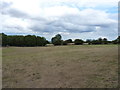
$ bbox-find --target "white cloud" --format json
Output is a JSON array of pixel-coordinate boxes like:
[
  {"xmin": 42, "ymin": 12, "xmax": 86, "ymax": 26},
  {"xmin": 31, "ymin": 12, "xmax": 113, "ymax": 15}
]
[
  {"xmin": 43, "ymin": 6, "xmax": 80, "ymax": 17},
  {"xmin": 0, "ymin": 0, "xmax": 118, "ymax": 40}
]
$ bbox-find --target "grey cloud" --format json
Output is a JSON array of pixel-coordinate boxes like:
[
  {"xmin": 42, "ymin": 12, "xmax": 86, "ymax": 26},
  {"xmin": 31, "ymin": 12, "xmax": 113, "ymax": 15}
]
[
  {"xmin": 30, "ymin": 23, "xmax": 64, "ymax": 33},
  {"xmin": 2, "ymin": 8, "xmax": 117, "ymax": 36},
  {"xmin": 60, "ymin": 14, "xmax": 117, "ymax": 29},
  {"xmin": 2, "ymin": 8, "xmax": 29, "ymax": 18},
  {"xmin": 1, "ymin": 1, "xmax": 30, "ymax": 18},
  {"xmin": 30, "ymin": 13, "xmax": 117, "ymax": 34},
  {"xmin": 30, "ymin": 22, "xmax": 95, "ymax": 34},
  {"xmin": 1, "ymin": 1, "xmax": 116, "ymax": 34}
]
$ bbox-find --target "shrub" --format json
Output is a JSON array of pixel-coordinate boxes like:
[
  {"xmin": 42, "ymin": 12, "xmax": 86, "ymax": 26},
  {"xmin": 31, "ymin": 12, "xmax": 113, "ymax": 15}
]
[
  {"xmin": 74, "ymin": 39, "xmax": 84, "ymax": 45},
  {"xmin": 66, "ymin": 39, "xmax": 73, "ymax": 43}
]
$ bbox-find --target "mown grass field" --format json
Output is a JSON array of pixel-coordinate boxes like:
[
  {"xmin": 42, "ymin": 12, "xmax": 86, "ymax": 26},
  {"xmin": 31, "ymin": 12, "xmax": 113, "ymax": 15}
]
[{"xmin": 2, "ymin": 45, "xmax": 118, "ymax": 88}]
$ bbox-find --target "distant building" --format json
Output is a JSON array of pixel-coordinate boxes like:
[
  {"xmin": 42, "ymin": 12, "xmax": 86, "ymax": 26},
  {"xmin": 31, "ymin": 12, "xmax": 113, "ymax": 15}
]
[
  {"xmin": 46, "ymin": 44, "xmax": 54, "ymax": 46},
  {"xmin": 83, "ymin": 43, "xmax": 89, "ymax": 45},
  {"xmin": 67, "ymin": 43, "xmax": 74, "ymax": 45}
]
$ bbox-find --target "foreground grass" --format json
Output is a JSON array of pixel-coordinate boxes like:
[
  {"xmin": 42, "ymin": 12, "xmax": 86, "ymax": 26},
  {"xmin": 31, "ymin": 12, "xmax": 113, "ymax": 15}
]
[{"xmin": 2, "ymin": 45, "xmax": 118, "ymax": 88}]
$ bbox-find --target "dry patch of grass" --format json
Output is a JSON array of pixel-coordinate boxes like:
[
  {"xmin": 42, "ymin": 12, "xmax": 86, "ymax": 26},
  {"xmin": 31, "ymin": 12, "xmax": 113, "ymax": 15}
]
[{"xmin": 2, "ymin": 45, "xmax": 118, "ymax": 88}]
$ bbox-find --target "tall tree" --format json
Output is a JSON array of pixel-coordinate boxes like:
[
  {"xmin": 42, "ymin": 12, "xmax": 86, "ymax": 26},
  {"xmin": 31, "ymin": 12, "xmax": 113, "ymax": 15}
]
[{"xmin": 51, "ymin": 34, "xmax": 62, "ymax": 45}]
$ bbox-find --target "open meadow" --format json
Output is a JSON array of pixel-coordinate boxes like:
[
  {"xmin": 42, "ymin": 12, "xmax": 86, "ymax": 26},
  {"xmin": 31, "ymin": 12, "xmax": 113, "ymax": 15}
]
[{"xmin": 2, "ymin": 45, "xmax": 118, "ymax": 88}]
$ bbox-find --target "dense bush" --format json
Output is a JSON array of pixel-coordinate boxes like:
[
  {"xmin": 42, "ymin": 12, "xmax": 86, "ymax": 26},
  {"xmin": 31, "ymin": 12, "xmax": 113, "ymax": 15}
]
[
  {"xmin": 74, "ymin": 39, "xmax": 84, "ymax": 45},
  {"xmin": 66, "ymin": 39, "xmax": 73, "ymax": 43}
]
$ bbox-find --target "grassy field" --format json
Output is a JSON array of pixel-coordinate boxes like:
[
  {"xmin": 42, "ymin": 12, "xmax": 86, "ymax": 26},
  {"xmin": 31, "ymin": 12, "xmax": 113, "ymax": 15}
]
[{"xmin": 2, "ymin": 45, "xmax": 118, "ymax": 88}]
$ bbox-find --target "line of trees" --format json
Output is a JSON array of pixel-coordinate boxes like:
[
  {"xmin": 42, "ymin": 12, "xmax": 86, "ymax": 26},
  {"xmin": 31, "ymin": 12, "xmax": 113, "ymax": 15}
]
[
  {"xmin": 51, "ymin": 34, "xmax": 120, "ymax": 46},
  {"xmin": 1, "ymin": 33, "xmax": 48, "ymax": 46},
  {"xmin": 1, "ymin": 33, "xmax": 120, "ymax": 47}
]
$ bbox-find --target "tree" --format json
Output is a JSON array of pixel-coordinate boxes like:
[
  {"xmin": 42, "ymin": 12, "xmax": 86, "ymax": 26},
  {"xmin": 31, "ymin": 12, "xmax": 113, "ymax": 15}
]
[
  {"xmin": 46, "ymin": 40, "xmax": 50, "ymax": 44},
  {"xmin": 36, "ymin": 36, "xmax": 43, "ymax": 46},
  {"xmin": 17, "ymin": 36, "xmax": 25, "ymax": 46},
  {"xmin": 91, "ymin": 39, "xmax": 97, "ymax": 44},
  {"xmin": 56, "ymin": 34, "xmax": 62, "ymax": 40},
  {"xmin": 62, "ymin": 40, "xmax": 68, "ymax": 45},
  {"xmin": 91, "ymin": 38, "xmax": 103, "ymax": 45},
  {"xmin": 1, "ymin": 33, "xmax": 7, "ymax": 46},
  {"xmin": 74, "ymin": 39, "xmax": 84, "ymax": 45},
  {"xmin": 112, "ymin": 36, "xmax": 120, "ymax": 44},
  {"xmin": 66, "ymin": 39, "xmax": 73, "ymax": 43},
  {"xmin": 117, "ymin": 36, "xmax": 120, "ymax": 44},
  {"xmin": 24, "ymin": 35, "xmax": 36, "ymax": 46},
  {"xmin": 98, "ymin": 38, "xmax": 103, "ymax": 44},
  {"xmin": 1, "ymin": 33, "xmax": 47, "ymax": 47},
  {"xmin": 0, "ymin": 33, "xmax": 2, "ymax": 46},
  {"xmin": 38, "ymin": 37, "xmax": 47, "ymax": 46},
  {"xmin": 51, "ymin": 34, "xmax": 62, "ymax": 45},
  {"xmin": 7, "ymin": 35, "xmax": 25, "ymax": 46},
  {"xmin": 7, "ymin": 36, "xmax": 13, "ymax": 46},
  {"xmin": 91, "ymin": 39, "xmax": 100, "ymax": 45},
  {"xmin": 86, "ymin": 39, "xmax": 92, "ymax": 45},
  {"xmin": 103, "ymin": 38, "xmax": 108, "ymax": 44},
  {"xmin": 112, "ymin": 39, "xmax": 117, "ymax": 44}
]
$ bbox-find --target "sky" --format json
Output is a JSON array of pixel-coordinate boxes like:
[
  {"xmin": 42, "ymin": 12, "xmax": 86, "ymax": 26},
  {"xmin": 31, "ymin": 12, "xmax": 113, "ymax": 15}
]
[{"xmin": 0, "ymin": 0, "xmax": 119, "ymax": 41}]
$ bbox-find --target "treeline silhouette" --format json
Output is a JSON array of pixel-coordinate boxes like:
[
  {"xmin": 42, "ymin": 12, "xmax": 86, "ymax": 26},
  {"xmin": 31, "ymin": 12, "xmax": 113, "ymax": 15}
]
[
  {"xmin": 1, "ymin": 33, "xmax": 48, "ymax": 47},
  {"xmin": 1, "ymin": 33, "xmax": 120, "ymax": 47},
  {"xmin": 51, "ymin": 34, "xmax": 120, "ymax": 45}
]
